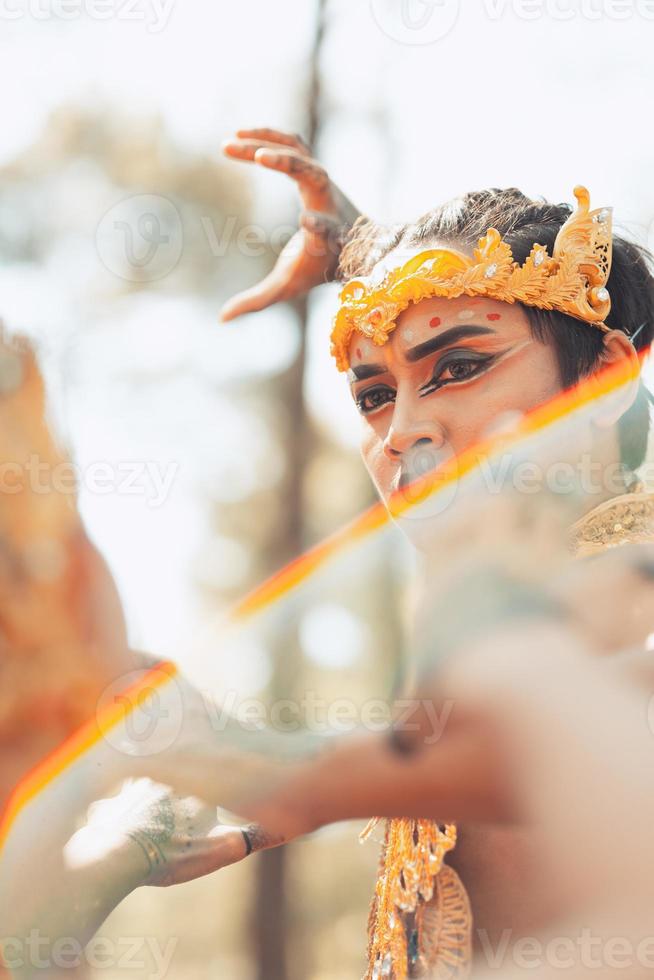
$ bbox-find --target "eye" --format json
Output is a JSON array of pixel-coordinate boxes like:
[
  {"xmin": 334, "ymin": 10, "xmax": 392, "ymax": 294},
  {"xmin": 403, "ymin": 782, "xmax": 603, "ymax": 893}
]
[
  {"xmin": 421, "ymin": 351, "xmax": 494, "ymax": 394},
  {"xmin": 445, "ymin": 359, "xmax": 482, "ymax": 381},
  {"xmin": 355, "ymin": 385, "xmax": 396, "ymax": 415}
]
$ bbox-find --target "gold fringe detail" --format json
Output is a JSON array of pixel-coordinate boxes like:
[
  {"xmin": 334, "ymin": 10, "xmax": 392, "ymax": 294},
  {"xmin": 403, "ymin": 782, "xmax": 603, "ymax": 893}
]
[{"xmin": 363, "ymin": 819, "xmax": 458, "ymax": 980}]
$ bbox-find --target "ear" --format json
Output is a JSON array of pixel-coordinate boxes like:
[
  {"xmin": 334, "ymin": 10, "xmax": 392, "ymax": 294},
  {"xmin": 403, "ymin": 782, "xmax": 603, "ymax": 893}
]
[{"xmin": 590, "ymin": 329, "xmax": 640, "ymax": 428}]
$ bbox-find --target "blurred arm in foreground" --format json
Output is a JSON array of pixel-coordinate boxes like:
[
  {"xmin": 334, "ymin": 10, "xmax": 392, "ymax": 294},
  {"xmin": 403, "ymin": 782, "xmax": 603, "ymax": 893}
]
[
  {"xmin": 230, "ymin": 541, "xmax": 654, "ymax": 977},
  {"xmin": 0, "ymin": 330, "xmax": 291, "ymax": 967}
]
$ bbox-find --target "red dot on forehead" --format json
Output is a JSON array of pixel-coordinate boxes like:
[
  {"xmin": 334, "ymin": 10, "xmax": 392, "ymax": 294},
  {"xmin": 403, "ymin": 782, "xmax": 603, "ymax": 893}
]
[
  {"xmin": 429, "ymin": 317, "xmax": 441, "ymax": 328},
  {"xmin": 355, "ymin": 347, "xmax": 362, "ymax": 359},
  {"xmin": 486, "ymin": 313, "xmax": 501, "ymax": 321}
]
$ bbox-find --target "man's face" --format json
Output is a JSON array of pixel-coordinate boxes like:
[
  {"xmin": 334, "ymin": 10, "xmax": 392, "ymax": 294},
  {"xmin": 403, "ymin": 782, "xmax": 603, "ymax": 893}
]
[{"xmin": 347, "ymin": 291, "xmax": 563, "ymax": 511}]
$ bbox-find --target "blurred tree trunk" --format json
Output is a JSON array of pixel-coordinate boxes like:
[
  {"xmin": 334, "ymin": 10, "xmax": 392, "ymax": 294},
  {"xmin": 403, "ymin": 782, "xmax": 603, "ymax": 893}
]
[
  {"xmin": 252, "ymin": 3, "xmax": 327, "ymax": 980},
  {"xmin": 251, "ymin": 340, "xmax": 307, "ymax": 980}
]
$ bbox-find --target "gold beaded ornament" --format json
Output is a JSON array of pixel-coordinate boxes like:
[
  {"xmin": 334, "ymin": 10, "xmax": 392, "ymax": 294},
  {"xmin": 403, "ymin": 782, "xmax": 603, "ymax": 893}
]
[
  {"xmin": 360, "ymin": 818, "xmax": 467, "ymax": 980},
  {"xmin": 330, "ymin": 186, "xmax": 613, "ymax": 372}
]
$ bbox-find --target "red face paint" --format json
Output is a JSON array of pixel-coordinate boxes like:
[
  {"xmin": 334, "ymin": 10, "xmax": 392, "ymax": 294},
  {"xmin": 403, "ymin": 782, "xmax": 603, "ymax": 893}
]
[
  {"xmin": 429, "ymin": 317, "xmax": 441, "ymax": 328},
  {"xmin": 486, "ymin": 313, "xmax": 501, "ymax": 321}
]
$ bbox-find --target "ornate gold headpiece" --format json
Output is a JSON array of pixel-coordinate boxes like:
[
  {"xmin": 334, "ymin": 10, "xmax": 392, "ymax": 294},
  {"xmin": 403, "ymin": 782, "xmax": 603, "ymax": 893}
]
[{"xmin": 330, "ymin": 186, "xmax": 613, "ymax": 371}]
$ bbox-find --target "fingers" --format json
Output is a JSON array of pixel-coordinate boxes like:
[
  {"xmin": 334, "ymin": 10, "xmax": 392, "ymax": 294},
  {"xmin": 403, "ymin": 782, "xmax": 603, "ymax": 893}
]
[
  {"xmin": 235, "ymin": 127, "xmax": 311, "ymax": 154},
  {"xmin": 239, "ymin": 822, "xmax": 287, "ymax": 853},
  {"xmin": 223, "ymin": 140, "xmax": 329, "ymax": 191},
  {"xmin": 222, "ymin": 126, "xmax": 311, "ymax": 166},
  {"xmin": 224, "ymin": 129, "xmax": 359, "ymax": 230},
  {"xmin": 219, "ymin": 269, "xmax": 289, "ymax": 323},
  {"xmin": 222, "ymin": 138, "xmax": 331, "ymax": 213},
  {"xmin": 222, "ymin": 137, "xmax": 294, "ymax": 163},
  {"xmin": 253, "ymin": 147, "xmax": 329, "ymax": 193},
  {"xmin": 218, "ymin": 217, "xmax": 340, "ymax": 323},
  {"xmin": 219, "ymin": 127, "xmax": 356, "ymax": 320}
]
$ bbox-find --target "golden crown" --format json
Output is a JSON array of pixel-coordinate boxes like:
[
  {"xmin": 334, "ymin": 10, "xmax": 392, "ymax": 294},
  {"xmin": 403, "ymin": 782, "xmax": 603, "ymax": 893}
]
[{"xmin": 330, "ymin": 186, "xmax": 613, "ymax": 371}]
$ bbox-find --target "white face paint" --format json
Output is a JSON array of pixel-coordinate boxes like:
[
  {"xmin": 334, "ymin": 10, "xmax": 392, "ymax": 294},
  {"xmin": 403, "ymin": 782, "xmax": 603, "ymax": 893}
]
[{"xmin": 457, "ymin": 309, "xmax": 476, "ymax": 320}]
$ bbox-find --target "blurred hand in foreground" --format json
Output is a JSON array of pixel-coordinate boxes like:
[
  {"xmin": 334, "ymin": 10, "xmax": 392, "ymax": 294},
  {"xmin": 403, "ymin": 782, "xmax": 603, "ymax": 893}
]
[{"xmin": 66, "ymin": 777, "xmax": 280, "ymax": 890}]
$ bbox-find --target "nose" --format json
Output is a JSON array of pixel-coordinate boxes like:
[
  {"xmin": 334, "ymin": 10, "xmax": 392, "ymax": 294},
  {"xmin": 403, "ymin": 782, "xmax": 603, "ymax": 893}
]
[{"xmin": 383, "ymin": 423, "xmax": 447, "ymax": 462}]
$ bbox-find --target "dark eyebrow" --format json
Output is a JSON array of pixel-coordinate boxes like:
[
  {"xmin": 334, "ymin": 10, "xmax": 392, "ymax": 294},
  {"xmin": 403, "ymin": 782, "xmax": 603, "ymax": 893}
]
[
  {"xmin": 348, "ymin": 362, "xmax": 387, "ymax": 382},
  {"xmin": 348, "ymin": 325, "xmax": 496, "ymax": 382},
  {"xmin": 406, "ymin": 325, "xmax": 496, "ymax": 363}
]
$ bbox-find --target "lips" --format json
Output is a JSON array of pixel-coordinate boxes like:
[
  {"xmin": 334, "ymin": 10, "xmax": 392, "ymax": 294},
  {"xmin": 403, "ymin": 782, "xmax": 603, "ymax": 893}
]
[
  {"xmin": 394, "ymin": 467, "xmax": 433, "ymax": 495},
  {"xmin": 393, "ymin": 447, "xmax": 453, "ymax": 496},
  {"xmin": 397, "ymin": 469, "xmax": 416, "ymax": 491}
]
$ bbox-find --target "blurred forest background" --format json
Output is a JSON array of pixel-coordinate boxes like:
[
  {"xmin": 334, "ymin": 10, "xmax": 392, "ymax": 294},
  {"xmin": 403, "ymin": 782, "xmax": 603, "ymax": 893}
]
[{"xmin": 1, "ymin": 0, "xmax": 654, "ymax": 976}]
